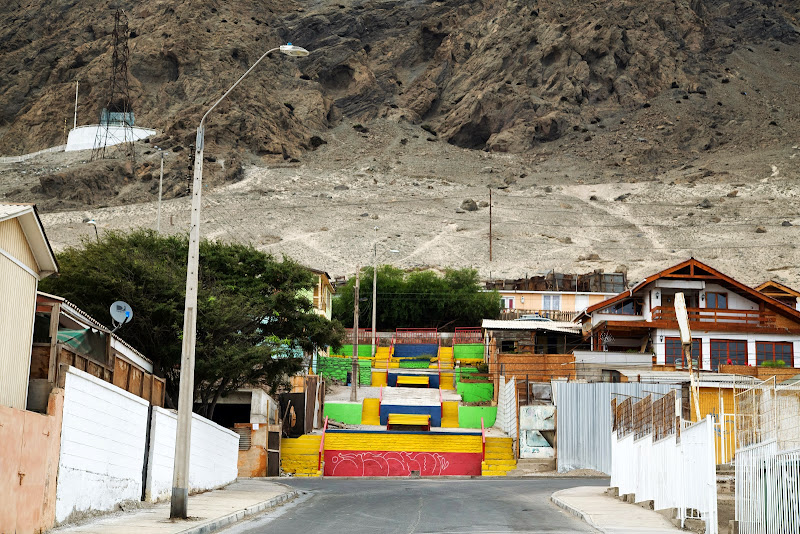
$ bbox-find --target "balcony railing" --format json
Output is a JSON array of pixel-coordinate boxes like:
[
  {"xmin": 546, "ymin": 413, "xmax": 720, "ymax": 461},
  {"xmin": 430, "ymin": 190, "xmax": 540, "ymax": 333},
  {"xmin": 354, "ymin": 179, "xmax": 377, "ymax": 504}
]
[
  {"xmin": 499, "ymin": 309, "xmax": 580, "ymax": 322},
  {"xmin": 651, "ymin": 306, "xmax": 776, "ymax": 328}
]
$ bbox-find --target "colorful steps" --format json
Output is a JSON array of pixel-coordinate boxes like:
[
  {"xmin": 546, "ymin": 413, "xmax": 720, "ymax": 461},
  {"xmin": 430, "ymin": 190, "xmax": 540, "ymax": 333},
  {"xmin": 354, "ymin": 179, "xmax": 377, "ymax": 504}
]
[
  {"xmin": 441, "ymin": 401, "xmax": 459, "ymax": 427},
  {"xmin": 281, "ymin": 434, "xmax": 322, "ymax": 477},
  {"xmin": 362, "ymin": 398, "xmax": 381, "ymax": 425},
  {"xmin": 482, "ymin": 436, "xmax": 516, "ymax": 476},
  {"xmin": 438, "ymin": 346, "xmax": 455, "ymax": 390}
]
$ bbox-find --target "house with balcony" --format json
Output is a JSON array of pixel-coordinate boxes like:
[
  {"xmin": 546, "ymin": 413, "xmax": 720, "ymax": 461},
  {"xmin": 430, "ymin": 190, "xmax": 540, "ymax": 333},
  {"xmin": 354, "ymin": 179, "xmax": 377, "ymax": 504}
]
[
  {"xmin": 756, "ymin": 280, "xmax": 800, "ymax": 311},
  {"xmin": 303, "ymin": 267, "xmax": 335, "ymax": 320},
  {"xmin": 485, "ymin": 270, "xmax": 624, "ymax": 322},
  {"xmin": 577, "ymin": 259, "xmax": 800, "ymax": 372}
]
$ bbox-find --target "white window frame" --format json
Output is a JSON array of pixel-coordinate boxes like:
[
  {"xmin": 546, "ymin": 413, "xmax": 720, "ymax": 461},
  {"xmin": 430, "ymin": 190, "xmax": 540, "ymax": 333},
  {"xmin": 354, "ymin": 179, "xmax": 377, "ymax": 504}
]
[{"xmin": 542, "ymin": 294, "xmax": 561, "ymax": 311}]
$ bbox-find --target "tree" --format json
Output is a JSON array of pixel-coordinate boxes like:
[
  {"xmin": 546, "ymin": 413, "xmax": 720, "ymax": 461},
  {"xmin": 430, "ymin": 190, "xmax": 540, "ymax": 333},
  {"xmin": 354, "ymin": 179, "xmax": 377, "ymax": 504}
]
[
  {"xmin": 332, "ymin": 266, "xmax": 500, "ymax": 330},
  {"xmin": 40, "ymin": 230, "xmax": 344, "ymax": 417}
]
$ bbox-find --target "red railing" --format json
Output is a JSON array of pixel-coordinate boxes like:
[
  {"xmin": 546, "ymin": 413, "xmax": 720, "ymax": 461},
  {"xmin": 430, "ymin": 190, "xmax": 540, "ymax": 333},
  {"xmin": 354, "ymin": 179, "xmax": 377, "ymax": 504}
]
[
  {"xmin": 394, "ymin": 328, "xmax": 439, "ymax": 344},
  {"xmin": 454, "ymin": 327, "xmax": 483, "ymax": 344},
  {"xmin": 318, "ymin": 416, "xmax": 329, "ymax": 471},
  {"xmin": 345, "ymin": 328, "xmax": 373, "ymax": 345},
  {"xmin": 480, "ymin": 417, "xmax": 486, "ymax": 461},
  {"xmin": 651, "ymin": 306, "xmax": 776, "ymax": 327}
]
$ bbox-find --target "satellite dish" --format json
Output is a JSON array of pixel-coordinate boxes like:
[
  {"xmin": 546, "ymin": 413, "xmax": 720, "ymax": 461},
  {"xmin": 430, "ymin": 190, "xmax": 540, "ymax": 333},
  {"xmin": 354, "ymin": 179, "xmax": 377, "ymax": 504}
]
[{"xmin": 110, "ymin": 301, "xmax": 133, "ymax": 332}]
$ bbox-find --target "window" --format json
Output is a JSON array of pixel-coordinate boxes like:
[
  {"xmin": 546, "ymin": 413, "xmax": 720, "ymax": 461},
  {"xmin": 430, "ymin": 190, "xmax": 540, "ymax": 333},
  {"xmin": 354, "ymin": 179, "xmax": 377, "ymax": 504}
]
[
  {"xmin": 711, "ymin": 340, "xmax": 747, "ymax": 367},
  {"xmin": 501, "ymin": 297, "xmax": 514, "ymax": 310},
  {"xmin": 706, "ymin": 292, "xmax": 728, "ymax": 310},
  {"xmin": 756, "ymin": 342, "xmax": 794, "ymax": 367},
  {"xmin": 542, "ymin": 295, "xmax": 561, "ymax": 311},
  {"xmin": 601, "ymin": 298, "xmax": 643, "ymax": 315},
  {"xmin": 665, "ymin": 337, "xmax": 702, "ymax": 366}
]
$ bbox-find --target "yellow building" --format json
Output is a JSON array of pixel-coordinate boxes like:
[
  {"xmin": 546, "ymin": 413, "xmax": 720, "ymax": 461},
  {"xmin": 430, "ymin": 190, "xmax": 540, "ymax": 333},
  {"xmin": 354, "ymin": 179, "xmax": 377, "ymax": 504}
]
[{"xmin": 0, "ymin": 203, "xmax": 58, "ymax": 409}]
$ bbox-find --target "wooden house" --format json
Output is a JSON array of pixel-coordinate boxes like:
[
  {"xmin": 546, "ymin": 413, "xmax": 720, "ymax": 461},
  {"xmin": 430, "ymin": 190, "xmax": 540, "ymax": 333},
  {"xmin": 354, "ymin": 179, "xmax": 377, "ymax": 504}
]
[
  {"xmin": 577, "ymin": 259, "xmax": 800, "ymax": 372},
  {"xmin": 756, "ymin": 280, "xmax": 800, "ymax": 311}
]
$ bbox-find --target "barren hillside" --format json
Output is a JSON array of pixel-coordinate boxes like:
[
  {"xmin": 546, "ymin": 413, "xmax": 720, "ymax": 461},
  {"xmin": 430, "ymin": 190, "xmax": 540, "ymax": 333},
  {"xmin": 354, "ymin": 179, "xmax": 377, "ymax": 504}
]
[{"xmin": 0, "ymin": 0, "xmax": 798, "ymax": 286}]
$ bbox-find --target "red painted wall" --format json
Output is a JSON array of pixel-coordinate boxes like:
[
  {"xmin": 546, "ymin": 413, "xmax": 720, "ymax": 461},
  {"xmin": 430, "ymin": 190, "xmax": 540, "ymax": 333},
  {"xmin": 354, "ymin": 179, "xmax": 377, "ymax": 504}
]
[{"xmin": 324, "ymin": 450, "xmax": 481, "ymax": 476}]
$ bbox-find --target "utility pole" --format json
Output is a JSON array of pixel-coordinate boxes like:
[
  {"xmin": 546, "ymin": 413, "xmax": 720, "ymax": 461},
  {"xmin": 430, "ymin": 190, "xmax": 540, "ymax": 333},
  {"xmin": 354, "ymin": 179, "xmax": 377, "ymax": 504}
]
[
  {"xmin": 156, "ymin": 148, "xmax": 164, "ymax": 233},
  {"xmin": 372, "ymin": 227, "xmax": 378, "ymax": 359},
  {"xmin": 351, "ymin": 269, "xmax": 360, "ymax": 402},
  {"xmin": 489, "ymin": 187, "xmax": 493, "ymax": 262},
  {"xmin": 675, "ymin": 292, "xmax": 701, "ymax": 421},
  {"xmin": 73, "ymin": 81, "xmax": 79, "ymax": 129}
]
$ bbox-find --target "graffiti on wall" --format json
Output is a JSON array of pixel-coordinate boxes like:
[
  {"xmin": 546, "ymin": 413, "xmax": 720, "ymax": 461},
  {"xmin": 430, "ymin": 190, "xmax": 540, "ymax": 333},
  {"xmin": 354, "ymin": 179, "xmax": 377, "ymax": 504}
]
[{"xmin": 324, "ymin": 450, "xmax": 481, "ymax": 476}]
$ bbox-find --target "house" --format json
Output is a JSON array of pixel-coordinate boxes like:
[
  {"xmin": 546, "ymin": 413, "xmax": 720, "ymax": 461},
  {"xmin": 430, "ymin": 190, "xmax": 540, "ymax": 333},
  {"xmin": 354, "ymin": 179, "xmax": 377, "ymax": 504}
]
[
  {"xmin": 30, "ymin": 292, "xmax": 166, "ymax": 411},
  {"xmin": 304, "ymin": 268, "xmax": 335, "ymax": 320},
  {"xmin": 0, "ymin": 203, "xmax": 58, "ymax": 410},
  {"xmin": 577, "ymin": 259, "xmax": 800, "ymax": 371},
  {"xmin": 756, "ymin": 280, "xmax": 800, "ymax": 311},
  {"xmin": 485, "ymin": 270, "xmax": 624, "ymax": 321},
  {"xmin": 482, "ymin": 318, "xmax": 586, "ymax": 400}
]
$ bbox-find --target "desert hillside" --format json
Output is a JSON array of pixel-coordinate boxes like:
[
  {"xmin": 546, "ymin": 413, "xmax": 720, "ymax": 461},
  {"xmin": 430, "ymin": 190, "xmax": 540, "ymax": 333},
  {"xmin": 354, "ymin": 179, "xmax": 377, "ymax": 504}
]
[{"xmin": 0, "ymin": 0, "xmax": 798, "ymax": 286}]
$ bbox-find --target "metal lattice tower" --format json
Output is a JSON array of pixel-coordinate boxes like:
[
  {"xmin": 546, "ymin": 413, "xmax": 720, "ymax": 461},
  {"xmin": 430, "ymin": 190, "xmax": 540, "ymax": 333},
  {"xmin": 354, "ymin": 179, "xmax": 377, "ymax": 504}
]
[{"xmin": 92, "ymin": 9, "xmax": 135, "ymax": 163}]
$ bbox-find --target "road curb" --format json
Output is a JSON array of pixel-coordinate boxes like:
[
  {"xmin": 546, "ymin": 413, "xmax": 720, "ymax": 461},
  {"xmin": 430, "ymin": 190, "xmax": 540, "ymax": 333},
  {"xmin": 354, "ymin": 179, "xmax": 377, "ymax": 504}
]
[
  {"xmin": 176, "ymin": 491, "xmax": 298, "ymax": 534},
  {"xmin": 550, "ymin": 491, "xmax": 603, "ymax": 533}
]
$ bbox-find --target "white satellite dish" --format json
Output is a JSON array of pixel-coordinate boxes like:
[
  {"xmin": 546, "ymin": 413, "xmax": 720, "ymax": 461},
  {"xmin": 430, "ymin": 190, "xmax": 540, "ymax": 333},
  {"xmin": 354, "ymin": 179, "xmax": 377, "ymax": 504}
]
[{"xmin": 110, "ymin": 301, "xmax": 133, "ymax": 332}]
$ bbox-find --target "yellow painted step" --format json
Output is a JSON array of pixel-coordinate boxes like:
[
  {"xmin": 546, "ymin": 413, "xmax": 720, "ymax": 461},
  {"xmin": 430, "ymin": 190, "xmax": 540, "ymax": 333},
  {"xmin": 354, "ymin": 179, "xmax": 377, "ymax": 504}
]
[
  {"xmin": 441, "ymin": 401, "xmax": 459, "ymax": 428},
  {"xmin": 440, "ymin": 372, "xmax": 455, "ymax": 390},
  {"xmin": 362, "ymin": 398, "xmax": 380, "ymax": 425},
  {"xmin": 371, "ymin": 370, "xmax": 388, "ymax": 387},
  {"xmin": 281, "ymin": 435, "xmax": 322, "ymax": 475}
]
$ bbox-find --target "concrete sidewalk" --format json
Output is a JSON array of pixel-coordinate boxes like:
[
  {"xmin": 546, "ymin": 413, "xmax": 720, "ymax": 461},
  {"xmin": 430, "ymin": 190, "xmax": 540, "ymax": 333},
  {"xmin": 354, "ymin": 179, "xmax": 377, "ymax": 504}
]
[
  {"xmin": 551, "ymin": 486, "xmax": 683, "ymax": 534},
  {"xmin": 52, "ymin": 479, "xmax": 298, "ymax": 534}
]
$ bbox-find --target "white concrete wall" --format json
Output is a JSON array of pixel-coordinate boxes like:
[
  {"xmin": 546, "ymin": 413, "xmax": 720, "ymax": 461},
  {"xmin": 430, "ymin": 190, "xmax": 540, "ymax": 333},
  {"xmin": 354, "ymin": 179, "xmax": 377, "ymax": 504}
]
[
  {"xmin": 65, "ymin": 125, "xmax": 156, "ymax": 152},
  {"xmin": 144, "ymin": 407, "xmax": 239, "ymax": 502},
  {"xmin": 55, "ymin": 367, "xmax": 149, "ymax": 524}
]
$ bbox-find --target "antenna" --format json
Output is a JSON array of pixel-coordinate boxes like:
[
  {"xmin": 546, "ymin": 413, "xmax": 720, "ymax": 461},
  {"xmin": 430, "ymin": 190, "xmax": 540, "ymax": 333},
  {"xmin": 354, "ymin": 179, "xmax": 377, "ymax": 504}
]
[
  {"xmin": 110, "ymin": 300, "xmax": 133, "ymax": 332},
  {"xmin": 92, "ymin": 9, "xmax": 135, "ymax": 164}
]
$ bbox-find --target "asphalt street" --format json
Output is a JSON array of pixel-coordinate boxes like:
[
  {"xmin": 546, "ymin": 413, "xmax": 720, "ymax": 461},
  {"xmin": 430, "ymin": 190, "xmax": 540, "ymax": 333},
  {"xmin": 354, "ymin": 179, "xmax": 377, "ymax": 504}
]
[{"xmin": 220, "ymin": 478, "xmax": 606, "ymax": 534}]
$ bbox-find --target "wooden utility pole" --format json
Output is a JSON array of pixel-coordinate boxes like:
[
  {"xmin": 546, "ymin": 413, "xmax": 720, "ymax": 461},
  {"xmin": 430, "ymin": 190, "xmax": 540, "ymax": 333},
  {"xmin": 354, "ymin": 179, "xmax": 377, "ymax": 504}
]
[
  {"xmin": 351, "ymin": 269, "xmax": 360, "ymax": 402},
  {"xmin": 675, "ymin": 292, "xmax": 701, "ymax": 421},
  {"xmin": 489, "ymin": 187, "xmax": 493, "ymax": 262}
]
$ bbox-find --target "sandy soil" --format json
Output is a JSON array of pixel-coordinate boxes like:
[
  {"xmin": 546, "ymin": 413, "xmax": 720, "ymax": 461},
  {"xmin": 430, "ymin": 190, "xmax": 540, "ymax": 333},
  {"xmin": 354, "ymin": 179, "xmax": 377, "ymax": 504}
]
[{"xmin": 7, "ymin": 114, "xmax": 797, "ymax": 290}]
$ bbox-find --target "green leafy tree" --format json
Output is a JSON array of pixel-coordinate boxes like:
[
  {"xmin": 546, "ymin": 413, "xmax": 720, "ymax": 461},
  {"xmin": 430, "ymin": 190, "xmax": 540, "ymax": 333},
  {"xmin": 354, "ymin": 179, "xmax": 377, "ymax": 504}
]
[
  {"xmin": 40, "ymin": 230, "xmax": 343, "ymax": 417},
  {"xmin": 332, "ymin": 266, "xmax": 500, "ymax": 330}
]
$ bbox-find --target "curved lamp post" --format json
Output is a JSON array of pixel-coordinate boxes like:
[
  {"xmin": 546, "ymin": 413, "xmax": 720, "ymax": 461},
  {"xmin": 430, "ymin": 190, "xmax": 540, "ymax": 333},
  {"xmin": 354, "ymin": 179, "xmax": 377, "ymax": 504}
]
[{"xmin": 171, "ymin": 43, "xmax": 309, "ymax": 520}]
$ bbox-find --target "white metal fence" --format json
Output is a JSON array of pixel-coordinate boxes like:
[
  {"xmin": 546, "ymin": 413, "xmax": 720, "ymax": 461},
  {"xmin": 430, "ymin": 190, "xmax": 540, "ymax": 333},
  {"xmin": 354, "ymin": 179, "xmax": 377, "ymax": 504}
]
[
  {"xmin": 611, "ymin": 406, "xmax": 718, "ymax": 534},
  {"xmin": 735, "ymin": 379, "xmax": 800, "ymax": 533}
]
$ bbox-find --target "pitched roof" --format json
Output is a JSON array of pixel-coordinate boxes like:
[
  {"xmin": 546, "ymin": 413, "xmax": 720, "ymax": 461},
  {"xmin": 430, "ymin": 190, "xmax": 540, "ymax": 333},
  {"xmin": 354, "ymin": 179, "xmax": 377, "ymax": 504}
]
[
  {"xmin": 0, "ymin": 203, "xmax": 58, "ymax": 277},
  {"xmin": 583, "ymin": 258, "xmax": 800, "ymax": 321},
  {"xmin": 756, "ymin": 280, "xmax": 800, "ymax": 299}
]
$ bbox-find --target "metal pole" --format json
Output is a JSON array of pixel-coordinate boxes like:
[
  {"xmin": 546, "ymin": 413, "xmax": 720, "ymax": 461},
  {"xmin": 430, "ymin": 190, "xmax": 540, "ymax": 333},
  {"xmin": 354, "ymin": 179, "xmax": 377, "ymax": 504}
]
[
  {"xmin": 351, "ymin": 269, "xmax": 360, "ymax": 402},
  {"xmin": 169, "ymin": 44, "xmax": 304, "ymax": 520},
  {"xmin": 372, "ymin": 229, "xmax": 377, "ymax": 359},
  {"xmin": 157, "ymin": 150, "xmax": 164, "ymax": 233},
  {"xmin": 489, "ymin": 187, "xmax": 493, "ymax": 262},
  {"xmin": 74, "ymin": 81, "xmax": 78, "ymax": 129},
  {"xmin": 170, "ymin": 124, "xmax": 203, "ymax": 519}
]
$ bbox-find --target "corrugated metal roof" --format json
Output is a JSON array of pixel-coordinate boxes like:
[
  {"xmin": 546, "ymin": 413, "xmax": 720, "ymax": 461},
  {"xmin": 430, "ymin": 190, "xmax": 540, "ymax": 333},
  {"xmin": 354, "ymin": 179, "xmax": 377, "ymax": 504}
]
[
  {"xmin": 482, "ymin": 319, "xmax": 580, "ymax": 335},
  {"xmin": 0, "ymin": 203, "xmax": 32, "ymax": 223}
]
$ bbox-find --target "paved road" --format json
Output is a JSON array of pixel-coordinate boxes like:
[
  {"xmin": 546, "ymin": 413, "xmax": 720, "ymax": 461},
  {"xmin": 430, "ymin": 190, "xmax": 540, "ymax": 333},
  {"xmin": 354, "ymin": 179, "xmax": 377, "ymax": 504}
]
[{"xmin": 221, "ymin": 478, "xmax": 606, "ymax": 534}]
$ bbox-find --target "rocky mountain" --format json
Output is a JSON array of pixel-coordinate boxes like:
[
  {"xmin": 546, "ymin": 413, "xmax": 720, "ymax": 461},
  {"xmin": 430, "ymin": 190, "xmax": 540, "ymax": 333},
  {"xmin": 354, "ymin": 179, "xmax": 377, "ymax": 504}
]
[{"xmin": 0, "ymin": 0, "xmax": 798, "ymax": 285}]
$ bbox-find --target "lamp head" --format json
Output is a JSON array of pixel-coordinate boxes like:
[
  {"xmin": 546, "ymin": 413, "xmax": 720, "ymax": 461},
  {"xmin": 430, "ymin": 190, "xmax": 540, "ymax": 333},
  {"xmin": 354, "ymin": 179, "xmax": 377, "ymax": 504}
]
[
  {"xmin": 87, "ymin": 219, "xmax": 97, "ymax": 227},
  {"xmin": 280, "ymin": 43, "xmax": 310, "ymax": 57}
]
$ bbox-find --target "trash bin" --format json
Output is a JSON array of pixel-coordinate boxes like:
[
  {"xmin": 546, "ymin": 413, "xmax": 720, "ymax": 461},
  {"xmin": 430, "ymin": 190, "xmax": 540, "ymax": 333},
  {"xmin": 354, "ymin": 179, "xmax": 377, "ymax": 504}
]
[{"xmin": 346, "ymin": 371, "xmax": 352, "ymax": 385}]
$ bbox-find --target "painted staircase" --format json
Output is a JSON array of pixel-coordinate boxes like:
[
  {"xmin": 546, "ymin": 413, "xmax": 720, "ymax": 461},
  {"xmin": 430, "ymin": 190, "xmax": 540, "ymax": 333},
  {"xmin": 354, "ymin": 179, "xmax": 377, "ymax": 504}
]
[
  {"xmin": 371, "ymin": 346, "xmax": 396, "ymax": 386},
  {"xmin": 441, "ymin": 400, "xmax": 459, "ymax": 427},
  {"xmin": 482, "ymin": 436, "xmax": 516, "ymax": 476},
  {"xmin": 362, "ymin": 397, "xmax": 381, "ymax": 425},
  {"xmin": 281, "ymin": 434, "xmax": 322, "ymax": 477},
  {"xmin": 438, "ymin": 346, "xmax": 455, "ymax": 389}
]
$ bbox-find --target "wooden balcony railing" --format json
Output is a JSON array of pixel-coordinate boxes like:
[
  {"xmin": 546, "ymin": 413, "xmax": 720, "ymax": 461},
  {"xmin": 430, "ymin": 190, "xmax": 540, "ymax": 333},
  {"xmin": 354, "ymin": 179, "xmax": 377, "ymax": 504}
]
[{"xmin": 651, "ymin": 306, "xmax": 776, "ymax": 328}]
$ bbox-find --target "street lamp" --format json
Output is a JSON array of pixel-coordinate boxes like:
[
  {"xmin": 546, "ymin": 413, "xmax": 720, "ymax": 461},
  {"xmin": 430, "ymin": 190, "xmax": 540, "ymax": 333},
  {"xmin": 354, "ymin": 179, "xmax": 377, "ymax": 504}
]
[
  {"xmin": 87, "ymin": 219, "xmax": 99, "ymax": 242},
  {"xmin": 170, "ymin": 42, "xmax": 309, "ymax": 520},
  {"xmin": 371, "ymin": 226, "xmax": 399, "ymax": 359},
  {"xmin": 154, "ymin": 146, "xmax": 164, "ymax": 233}
]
